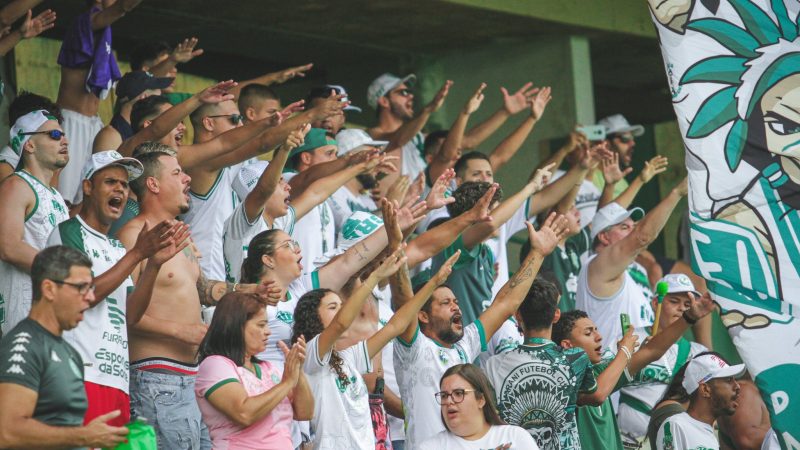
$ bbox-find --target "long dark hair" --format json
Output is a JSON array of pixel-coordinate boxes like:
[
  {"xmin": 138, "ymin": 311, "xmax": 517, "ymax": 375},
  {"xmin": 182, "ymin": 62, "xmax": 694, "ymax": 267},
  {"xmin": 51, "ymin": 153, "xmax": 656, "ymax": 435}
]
[
  {"xmin": 292, "ymin": 289, "xmax": 351, "ymax": 389},
  {"xmin": 657, "ymin": 359, "xmax": 691, "ymax": 405},
  {"xmin": 198, "ymin": 292, "xmax": 265, "ymax": 366},
  {"xmin": 440, "ymin": 364, "xmax": 505, "ymax": 431},
  {"xmin": 241, "ymin": 229, "xmax": 281, "ymax": 283}
]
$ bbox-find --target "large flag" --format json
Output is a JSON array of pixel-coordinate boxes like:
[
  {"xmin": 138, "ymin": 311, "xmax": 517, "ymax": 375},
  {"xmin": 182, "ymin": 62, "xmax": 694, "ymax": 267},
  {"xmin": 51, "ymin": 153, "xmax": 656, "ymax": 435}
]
[{"xmin": 648, "ymin": 0, "xmax": 800, "ymax": 446}]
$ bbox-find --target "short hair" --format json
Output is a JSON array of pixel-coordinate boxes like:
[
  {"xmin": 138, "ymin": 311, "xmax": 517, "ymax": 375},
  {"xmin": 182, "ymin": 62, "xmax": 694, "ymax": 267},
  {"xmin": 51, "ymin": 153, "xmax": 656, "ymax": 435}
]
[
  {"xmin": 129, "ymin": 41, "xmax": 171, "ymax": 71},
  {"xmin": 423, "ymin": 129, "xmax": 448, "ymax": 158},
  {"xmin": 189, "ymin": 102, "xmax": 223, "ymax": 132},
  {"xmin": 414, "ymin": 282, "xmax": 453, "ymax": 315},
  {"xmin": 132, "ymin": 141, "xmax": 176, "ymax": 159},
  {"xmin": 31, "ymin": 246, "xmax": 92, "ymax": 301},
  {"xmin": 517, "ymin": 277, "xmax": 560, "ymax": 331},
  {"xmin": 304, "ymin": 85, "xmax": 340, "ymax": 107},
  {"xmin": 454, "ymin": 151, "xmax": 491, "ymax": 178},
  {"xmin": 551, "ymin": 310, "xmax": 589, "ymax": 345},
  {"xmin": 446, "ymin": 181, "xmax": 502, "ymax": 218},
  {"xmin": 9, "ymin": 92, "xmax": 63, "ymax": 126},
  {"xmin": 198, "ymin": 292, "xmax": 266, "ymax": 366},
  {"xmin": 439, "ymin": 364, "xmax": 505, "ymax": 430},
  {"xmin": 131, "ymin": 95, "xmax": 171, "ymax": 132},
  {"xmin": 239, "ymin": 84, "xmax": 280, "ymax": 113},
  {"xmin": 130, "ymin": 150, "xmax": 171, "ymax": 198}
]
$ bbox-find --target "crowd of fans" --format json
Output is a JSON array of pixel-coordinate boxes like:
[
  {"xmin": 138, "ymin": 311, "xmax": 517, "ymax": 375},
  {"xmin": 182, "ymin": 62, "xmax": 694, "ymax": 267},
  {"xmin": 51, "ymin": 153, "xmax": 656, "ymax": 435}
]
[{"xmin": 0, "ymin": 1, "xmax": 783, "ymax": 449}]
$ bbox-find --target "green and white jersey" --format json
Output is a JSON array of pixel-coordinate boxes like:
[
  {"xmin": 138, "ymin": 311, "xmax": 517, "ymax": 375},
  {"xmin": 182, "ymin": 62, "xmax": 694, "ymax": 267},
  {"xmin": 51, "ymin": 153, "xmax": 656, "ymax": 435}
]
[
  {"xmin": 0, "ymin": 319, "xmax": 87, "ymax": 431},
  {"xmin": 283, "ymin": 171, "xmax": 335, "ymax": 274},
  {"xmin": 431, "ymin": 234, "xmax": 495, "ymax": 326},
  {"xmin": 393, "ymin": 320, "xmax": 487, "ymax": 448},
  {"xmin": 222, "ymin": 202, "xmax": 296, "ymax": 283},
  {"xmin": 401, "ymin": 132, "xmax": 427, "ymax": 180},
  {"xmin": 656, "ymin": 412, "xmax": 718, "ymax": 450},
  {"xmin": 0, "ymin": 170, "xmax": 68, "ymax": 334},
  {"xmin": 327, "ymin": 186, "xmax": 376, "ymax": 233},
  {"xmin": 47, "ymin": 215, "xmax": 133, "ymax": 393},
  {"xmin": 541, "ymin": 226, "xmax": 591, "ymax": 312},
  {"xmin": 0, "ymin": 144, "xmax": 19, "ymax": 169},
  {"xmin": 617, "ymin": 327, "xmax": 706, "ymax": 441},
  {"xmin": 576, "ymin": 350, "xmax": 634, "ymax": 450},
  {"xmin": 484, "ymin": 339, "xmax": 597, "ymax": 450}
]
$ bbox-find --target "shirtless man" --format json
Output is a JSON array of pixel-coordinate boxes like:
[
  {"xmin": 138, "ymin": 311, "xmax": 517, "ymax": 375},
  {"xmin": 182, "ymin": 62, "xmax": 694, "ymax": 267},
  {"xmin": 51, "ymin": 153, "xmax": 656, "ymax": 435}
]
[{"xmin": 117, "ymin": 146, "xmax": 278, "ymax": 449}]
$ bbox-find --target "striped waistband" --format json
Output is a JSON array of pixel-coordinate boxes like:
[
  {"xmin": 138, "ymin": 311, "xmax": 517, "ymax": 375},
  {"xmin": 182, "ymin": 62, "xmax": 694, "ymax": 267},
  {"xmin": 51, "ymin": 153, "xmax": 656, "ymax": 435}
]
[{"xmin": 131, "ymin": 357, "xmax": 198, "ymax": 376}]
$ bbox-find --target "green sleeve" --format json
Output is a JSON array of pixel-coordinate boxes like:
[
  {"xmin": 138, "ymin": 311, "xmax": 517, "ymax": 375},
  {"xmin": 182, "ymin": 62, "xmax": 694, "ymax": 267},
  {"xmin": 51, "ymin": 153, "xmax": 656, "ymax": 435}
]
[{"xmin": 445, "ymin": 234, "xmax": 481, "ymax": 270}]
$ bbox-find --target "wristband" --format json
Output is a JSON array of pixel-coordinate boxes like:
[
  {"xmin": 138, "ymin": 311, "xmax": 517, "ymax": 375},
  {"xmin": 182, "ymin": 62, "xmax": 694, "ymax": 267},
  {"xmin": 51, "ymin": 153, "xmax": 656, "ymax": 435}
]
[
  {"xmin": 683, "ymin": 311, "xmax": 698, "ymax": 325},
  {"xmin": 233, "ymin": 283, "xmax": 240, "ymax": 292},
  {"xmin": 620, "ymin": 346, "xmax": 632, "ymax": 362}
]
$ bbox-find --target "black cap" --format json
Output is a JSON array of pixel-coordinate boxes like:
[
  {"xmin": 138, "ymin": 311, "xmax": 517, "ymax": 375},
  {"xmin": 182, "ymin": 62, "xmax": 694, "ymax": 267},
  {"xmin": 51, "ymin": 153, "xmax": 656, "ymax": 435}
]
[{"xmin": 116, "ymin": 71, "xmax": 173, "ymax": 103}]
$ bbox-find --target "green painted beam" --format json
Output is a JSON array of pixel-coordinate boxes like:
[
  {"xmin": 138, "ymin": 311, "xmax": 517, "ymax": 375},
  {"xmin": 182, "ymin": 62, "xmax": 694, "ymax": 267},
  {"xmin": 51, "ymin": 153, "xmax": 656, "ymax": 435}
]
[{"xmin": 441, "ymin": 0, "xmax": 657, "ymax": 38}]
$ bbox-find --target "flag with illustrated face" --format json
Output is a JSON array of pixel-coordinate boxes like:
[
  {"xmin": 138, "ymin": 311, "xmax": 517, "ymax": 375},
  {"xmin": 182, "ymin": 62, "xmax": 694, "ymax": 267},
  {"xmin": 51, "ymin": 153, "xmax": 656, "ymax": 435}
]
[{"xmin": 649, "ymin": 0, "xmax": 800, "ymax": 446}]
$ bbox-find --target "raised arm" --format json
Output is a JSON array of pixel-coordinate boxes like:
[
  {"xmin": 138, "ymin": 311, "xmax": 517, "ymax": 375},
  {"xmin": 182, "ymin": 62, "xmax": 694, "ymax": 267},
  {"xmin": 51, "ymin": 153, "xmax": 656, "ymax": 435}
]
[
  {"xmin": 428, "ymin": 83, "xmax": 485, "ymax": 182},
  {"xmin": 600, "ymin": 155, "xmax": 669, "ymax": 209},
  {"xmin": 0, "ymin": 0, "xmax": 43, "ymax": 28},
  {"xmin": 230, "ymin": 63, "xmax": 313, "ymax": 99},
  {"xmin": 588, "ymin": 178, "xmax": 688, "ymax": 296},
  {"xmin": 90, "ymin": 0, "xmax": 141, "ymax": 30},
  {"xmin": 383, "ymin": 80, "xmax": 452, "ymax": 153},
  {"xmin": 0, "ymin": 8, "xmax": 55, "ymax": 56},
  {"xmin": 149, "ymin": 37, "xmax": 204, "ymax": 77},
  {"xmin": 371, "ymin": 251, "xmax": 460, "ymax": 357},
  {"xmin": 578, "ymin": 327, "xmax": 639, "ymax": 406},
  {"xmin": 488, "ymin": 87, "xmax": 551, "ymax": 171},
  {"xmin": 478, "ymin": 214, "xmax": 567, "ymax": 337},
  {"xmin": 461, "ymin": 82, "xmax": 539, "ymax": 149}
]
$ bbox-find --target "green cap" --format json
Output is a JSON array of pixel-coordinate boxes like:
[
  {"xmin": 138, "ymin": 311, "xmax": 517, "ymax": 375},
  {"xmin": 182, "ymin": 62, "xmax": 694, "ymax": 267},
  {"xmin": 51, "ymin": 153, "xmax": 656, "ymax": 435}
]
[{"xmin": 287, "ymin": 128, "xmax": 337, "ymax": 168}]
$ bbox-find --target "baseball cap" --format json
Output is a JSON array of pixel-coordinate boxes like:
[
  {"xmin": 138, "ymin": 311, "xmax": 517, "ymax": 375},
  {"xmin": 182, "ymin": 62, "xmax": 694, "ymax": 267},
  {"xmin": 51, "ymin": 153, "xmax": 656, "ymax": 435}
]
[
  {"xmin": 682, "ymin": 353, "xmax": 746, "ymax": 394},
  {"xmin": 116, "ymin": 71, "xmax": 173, "ymax": 103},
  {"xmin": 597, "ymin": 114, "xmax": 644, "ymax": 137},
  {"xmin": 307, "ymin": 85, "xmax": 362, "ymax": 113},
  {"xmin": 590, "ymin": 202, "xmax": 644, "ymax": 241},
  {"xmin": 286, "ymin": 128, "xmax": 337, "ymax": 168},
  {"xmin": 82, "ymin": 150, "xmax": 143, "ymax": 181},
  {"xmin": 9, "ymin": 110, "xmax": 58, "ymax": 155},
  {"xmin": 232, "ymin": 160, "xmax": 269, "ymax": 201},
  {"xmin": 313, "ymin": 212, "xmax": 384, "ymax": 268},
  {"xmin": 367, "ymin": 73, "xmax": 416, "ymax": 109},
  {"xmin": 656, "ymin": 273, "xmax": 701, "ymax": 298},
  {"xmin": 335, "ymin": 129, "xmax": 388, "ymax": 156}
]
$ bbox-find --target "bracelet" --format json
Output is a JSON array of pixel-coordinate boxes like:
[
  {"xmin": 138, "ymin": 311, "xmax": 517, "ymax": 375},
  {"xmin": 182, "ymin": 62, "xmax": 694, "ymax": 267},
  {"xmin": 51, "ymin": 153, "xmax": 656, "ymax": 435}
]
[
  {"xmin": 233, "ymin": 283, "xmax": 240, "ymax": 293},
  {"xmin": 683, "ymin": 311, "xmax": 698, "ymax": 325},
  {"xmin": 620, "ymin": 346, "xmax": 632, "ymax": 362}
]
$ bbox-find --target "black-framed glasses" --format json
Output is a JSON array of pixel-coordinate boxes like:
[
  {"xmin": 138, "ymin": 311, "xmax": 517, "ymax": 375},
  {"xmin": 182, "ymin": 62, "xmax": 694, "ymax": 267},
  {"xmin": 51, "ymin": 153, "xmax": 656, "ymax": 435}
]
[
  {"xmin": 21, "ymin": 129, "xmax": 65, "ymax": 140},
  {"xmin": 51, "ymin": 279, "xmax": 95, "ymax": 295},
  {"xmin": 434, "ymin": 388, "xmax": 477, "ymax": 405},
  {"xmin": 390, "ymin": 88, "xmax": 412, "ymax": 98},
  {"xmin": 207, "ymin": 114, "xmax": 243, "ymax": 125}
]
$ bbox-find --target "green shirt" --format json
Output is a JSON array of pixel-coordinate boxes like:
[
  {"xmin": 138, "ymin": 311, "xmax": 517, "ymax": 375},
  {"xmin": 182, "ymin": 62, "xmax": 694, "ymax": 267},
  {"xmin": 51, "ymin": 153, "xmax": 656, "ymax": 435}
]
[
  {"xmin": 431, "ymin": 234, "xmax": 495, "ymax": 325},
  {"xmin": 163, "ymin": 92, "xmax": 193, "ymax": 106},
  {"xmin": 541, "ymin": 226, "xmax": 591, "ymax": 312},
  {"xmin": 0, "ymin": 319, "xmax": 87, "ymax": 430},
  {"xmin": 576, "ymin": 352, "xmax": 632, "ymax": 450}
]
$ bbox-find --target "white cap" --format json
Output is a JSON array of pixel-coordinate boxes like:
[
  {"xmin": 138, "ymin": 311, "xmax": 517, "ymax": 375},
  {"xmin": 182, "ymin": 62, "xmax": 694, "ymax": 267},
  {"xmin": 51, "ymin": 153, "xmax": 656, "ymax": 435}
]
[
  {"xmin": 313, "ymin": 212, "xmax": 384, "ymax": 268},
  {"xmin": 335, "ymin": 129, "xmax": 388, "ymax": 156},
  {"xmin": 598, "ymin": 114, "xmax": 644, "ymax": 137},
  {"xmin": 590, "ymin": 202, "xmax": 644, "ymax": 241},
  {"xmin": 82, "ymin": 150, "xmax": 143, "ymax": 181},
  {"xmin": 9, "ymin": 110, "xmax": 57, "ymax": 155},
  {"xmin": 656, "ymin": 273, "xmax": 701, "ymax": 298},
  {"xmin": 682, "ymin": 353, "xmax": 746, "ymax": 394},
  {"xmin": 367, "ymin": 73, "xmax": 416, "ymax": 109},
  {"xmin": 232, "ymin": 161, "xmax": 269, "ymax": 201}
]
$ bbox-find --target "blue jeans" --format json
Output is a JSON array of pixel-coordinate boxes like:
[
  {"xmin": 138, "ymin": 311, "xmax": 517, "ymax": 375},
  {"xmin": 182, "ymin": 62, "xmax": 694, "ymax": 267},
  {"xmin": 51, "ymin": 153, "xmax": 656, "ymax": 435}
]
[
  {"xmin": 130, "ymin": 370, "xmax": 211, "ymax": 450},
  {"xmin": 391, "ymin": 440, "xmax": 405, "ymax": 450}
]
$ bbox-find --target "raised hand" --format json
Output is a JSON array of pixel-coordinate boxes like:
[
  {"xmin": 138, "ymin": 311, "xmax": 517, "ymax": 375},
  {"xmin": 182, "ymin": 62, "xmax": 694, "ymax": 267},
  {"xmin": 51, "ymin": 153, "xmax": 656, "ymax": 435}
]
[
  {"xmin": 395, "ymin": 200, "xmax": 427, "ymax": 233},
  {"xmin": 530, "ymin": 86, "xmax": 552, "ymax": 121},
  {"xmin": 82, "ymin": 410, "xmax": 129, "ymax": 448},
  {"xmin": 133, "ymin": 220, "xmax": 179, "ymax": 261},
  {"xmin": 463, "ymin": 183, "xmax": 498, "ymax": 224},
  {"xmin": 282, "ymin": 123, "xmax": 311, "ymax": 153},
  {"xmin": 601, "ymin": 151, "xmax": 632, "ymax": 184},
  {"xmin": 310, "ymin": 92, "xmax": 347, "ymax": 120},
  {"xmin": 527, "ymin": 212, "xmax": 569, "ymax": 256},
  {"xmin": 687, "ymin": 291, "xmax": 717, "ymax": 320},
  {"xmin": 20, "ymin": 9, "xmax": 56, "ymax": 39},
  {"xmin": 272, "ymin": 63, "xmax": 313, "ymax": 84},
  {"xmin": 616, "ymin": 325, "xmax": 639, "ymax": 356},
  {"xmin": 582, "ymin": 141, "xmax": 612, "ymax": 170},
  {"xmin": 171, "ymin": 37, "xmax": 204, "ymax": 63},
  {"xmin": 373, "ymin": 246, "xmax": 407, "ymax": 280},
  {"xmin": 279, "ymin": 335, "xmax": 307, "ymax": 387},
  {"xmin": 500, "ymin": 82, "xmax": 539, "ymax": 115},
  {"xmin": 530, "ymin": 162, "xmax": 556, "ymax": 192},
  {"xmin": 198, "ymin": 80, "xmax": 237, "ymax": 104},
  {"xmin": 385, "ymin": 175, "xmax": 410, "ymax": 207},
  {"xmin": 424, "ymin": 80, "xmax": 453, "ymax": 114},
  {"xmin": 639, "ymin": 155, "xmax": 669, "ymax": 184},
  {"xmin": 361, "ymin": 153, "xmax": 398, "ymax": 176},
  {"xmin": 432, "ymin": 250, "xmax": 461, "ymax": 286},
  {"xmin": 464, "ymin": 83, "xmax": 487, "ymax": 115},
  {"xmin": 277, "ymin": 100, "xmax": 306, "ymax": 122},
  {"xmin": 404, "ymin": 175, "xmax": 426, "ymax": 209},
  {"xmin": 425, "ymin": 168, "xmax": 456, "ymax": 210},
  {"xmin": 381, "ymin": 198, "xmax": 404, "ymax": 249},
  {"xmin": 150, "ymin": 221, "xmax": 192, "ymax": 266}
]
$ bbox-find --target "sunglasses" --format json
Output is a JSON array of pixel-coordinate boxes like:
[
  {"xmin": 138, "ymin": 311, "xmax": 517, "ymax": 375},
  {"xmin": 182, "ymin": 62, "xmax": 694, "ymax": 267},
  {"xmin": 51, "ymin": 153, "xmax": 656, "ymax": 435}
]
[
  {"xmin": 51, "ymin": 279, "xmax": 95, "ymax": 295},
  {"xmin": 434, "ymin": 388, "xmax": 477, "ymax": 405},
  {"xmin": 615, "ymin": 135, "xmax": 634, "ymax": 144},
  {"xmin": 207, "ymin": 114, "xmax": 243, "ymax": 125},
  {"xmin": 389, "ymin": 88, "xmax": 412, "ymax": 98},
  {"xmin": 21, "ymin": 129, "xmax": 65, "ymax": 140}
]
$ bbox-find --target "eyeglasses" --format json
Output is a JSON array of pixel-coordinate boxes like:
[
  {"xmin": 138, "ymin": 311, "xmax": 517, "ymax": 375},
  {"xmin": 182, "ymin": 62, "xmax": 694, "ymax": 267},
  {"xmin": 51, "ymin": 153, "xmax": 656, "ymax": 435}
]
[
  {"xmin": 390, "ymin": 88, "xmax": 412, "ymax": 98},
  {"xmin": 51, "ymin": 279, "xmax": 95, "ymax": 295},
  {"xmin": 277, "ymin": 240, "xmax": 301, "ymax": 252},
  {"xmin": 207, "ymin": 114, "xmax": 243, "ymax": 125},
  {"xmin": 434, "ymin": 388, "xmax": 477, "ymax": 405},
  {"xmin": 615, "ymin": 135, "xmax": 634, "ymax": 144},
  {"xmin": 21, "ymin": 130, "xmax": 65, "ymax": 140}
]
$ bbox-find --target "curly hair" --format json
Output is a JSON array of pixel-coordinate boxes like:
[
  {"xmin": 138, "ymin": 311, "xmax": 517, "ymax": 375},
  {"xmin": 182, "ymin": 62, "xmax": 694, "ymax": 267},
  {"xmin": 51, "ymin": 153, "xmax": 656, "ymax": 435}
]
[
  {"xmin": 446, "ymin": 181, "xmax": 502, "ymax": 218},
  {"xmin": 292, "ymin": 289, "xmax": 351, "ymax": 389},
  {"xmin": 552, "ymin": 309, "xmax": 589, "ymax": 345}
]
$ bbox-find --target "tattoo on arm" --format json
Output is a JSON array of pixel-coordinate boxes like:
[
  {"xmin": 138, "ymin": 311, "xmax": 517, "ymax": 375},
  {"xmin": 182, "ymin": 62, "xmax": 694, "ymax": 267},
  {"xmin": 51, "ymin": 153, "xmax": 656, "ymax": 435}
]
[
  {"xmin": 509, "ymin": 258, "xmax": 535, "ymax": 288},
  {"xmin": 196, "ymin": 273, "xmax": 234, "ymax": 306},
  {"xmin": 354, "ymin": 241, "xmax": 370, "ymax": 262}
]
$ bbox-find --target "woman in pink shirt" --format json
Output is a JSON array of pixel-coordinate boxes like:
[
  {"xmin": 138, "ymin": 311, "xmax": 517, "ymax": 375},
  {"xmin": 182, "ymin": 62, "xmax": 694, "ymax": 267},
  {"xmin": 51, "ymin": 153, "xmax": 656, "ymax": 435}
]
[{"xmin": 195, "ymin": 292, "xmax": 313, "ymax": 449}]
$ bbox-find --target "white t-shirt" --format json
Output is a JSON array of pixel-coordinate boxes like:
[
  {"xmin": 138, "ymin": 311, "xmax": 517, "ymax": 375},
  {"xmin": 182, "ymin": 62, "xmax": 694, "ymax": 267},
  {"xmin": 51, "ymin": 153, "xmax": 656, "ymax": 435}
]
[
  {"xmin": 181, "ymin": 166, "xmax": 240, "ymax": 280},
  {"xmin": 257, "ymin": 271, "xmax": 319, "ymax": 364},
  {"xmin": 478, "ymin": 318, "xmax": 522, "ymax": 368},
  {"xmin": 488, "ymin": 201, "xmax": 532, "ymax": 300},
  {"xmin": 393, "ymin": 321, "xmax": 487, "ymax": 448},
  {"xmin": 376, "ymin": 286, "xmax": 404, "ymax": 442},
  {"xmin": 419, "ymin": 425, "xmax": 539, "ymax": 450},
  {"xmin": 401, "ymin": 132, "xmax": 427, "ymax": 180},
  {"xmin": 304, "ymin": 335, "xmax": 374, "ymax": 450},
  {"xmin": 1, "ymin": 170, "xmax": 69, "ymax": 334},
  {"xmin": 655, "ymin": 412, "xmax": 718, "ymax": 450},
  {"xmin": 550, "ymin": 169, "xmax": 601, "ymax": 229},
  {"xmin": 327, "ymin": 186, "xmax": 376, "ymax": 234},
  {"xmin": 283, "ymin": 171, "xmax": 336, "ymax": 273},
  {"xmin": 0, "ymin": 145, "xmax": 19, "ymax": 169},
  {"xmin": 47, "ymin": 215, "xmax": 133, "ymax": 393},
  {"xmin": 575, "ymin": 254, "xmax": 655, "ymax": 350},
  {"xmin": 222, "ymin": 202, "xmax": 296, "ymax": 283}
]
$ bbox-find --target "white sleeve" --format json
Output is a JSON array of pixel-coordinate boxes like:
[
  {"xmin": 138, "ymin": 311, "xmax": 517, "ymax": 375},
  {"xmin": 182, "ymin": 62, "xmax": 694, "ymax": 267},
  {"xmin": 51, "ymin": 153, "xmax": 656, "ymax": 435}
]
[
  {"xmin": 485, "ymin": 319, "xmax": 522, "ymax": 356},
  {"xmin": 461, "ymin": 320, "xmax": 488, "ymax": 361},
  {"xmin": 273, "ymin": 205, "xmax": 297, "ymax": 235},
  {"xmin": 509, "ymin": 426, "xmax": 540, "ymax": 448},
  {"xmin": 393, "ymin": 326, "xmax": 421, "ymax": 365},
  {"xmin": 503, "ymin": 202, "xmax": 531, "ymax": 237},
  {"xmin": 303, "ymin": 334, "xmax": 331, "ymax": 375},
  {"xmin": 227, "ymin": 203, "xmax": 260, "ymax": 240},
  {"xmin": 339, "ymin": 340, "xmax": 373, "ymax": 375},
  {"xmin": 656, "ymin": 418, "xmax": 689, "ymax": 450}
]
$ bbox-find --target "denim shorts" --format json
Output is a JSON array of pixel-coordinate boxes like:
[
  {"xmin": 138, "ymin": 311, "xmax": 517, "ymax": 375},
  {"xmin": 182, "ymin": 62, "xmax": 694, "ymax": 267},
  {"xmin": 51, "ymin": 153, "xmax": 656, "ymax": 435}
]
[{"xmin": 130, "ymin": 369, "xmax": 211, "ymax": 450}]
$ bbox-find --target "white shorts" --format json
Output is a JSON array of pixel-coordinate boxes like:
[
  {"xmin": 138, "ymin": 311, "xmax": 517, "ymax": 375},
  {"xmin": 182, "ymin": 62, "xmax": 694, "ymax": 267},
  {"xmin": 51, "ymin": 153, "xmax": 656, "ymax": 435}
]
[{"xmin": 58, "ymin": 109, "xmax": 103, "ymax": 204}]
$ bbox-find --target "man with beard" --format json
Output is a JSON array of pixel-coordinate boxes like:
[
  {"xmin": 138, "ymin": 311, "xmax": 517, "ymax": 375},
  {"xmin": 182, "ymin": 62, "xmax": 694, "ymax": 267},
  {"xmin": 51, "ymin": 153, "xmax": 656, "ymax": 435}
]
[
  {"xmin": 47, "ymin": 150, "xmax": 189, "ymax": 426},
  {"xmin": 0, "ymin": 109, "xmax": 70, "ymax": 335},
  {"xmin": 117, "ymin": 146, "xmax": 277, "ymax": 449},
  {"xmin": 394, "ymin": 213, "xmax": 567, "ymax": 448},
  {"xmin": 592, "ymin": 114, "xmax": 644, "ymax": 198},
  {"xmin": 656, "ymin": 352, "xmax": 745, "ymax": 450}
]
